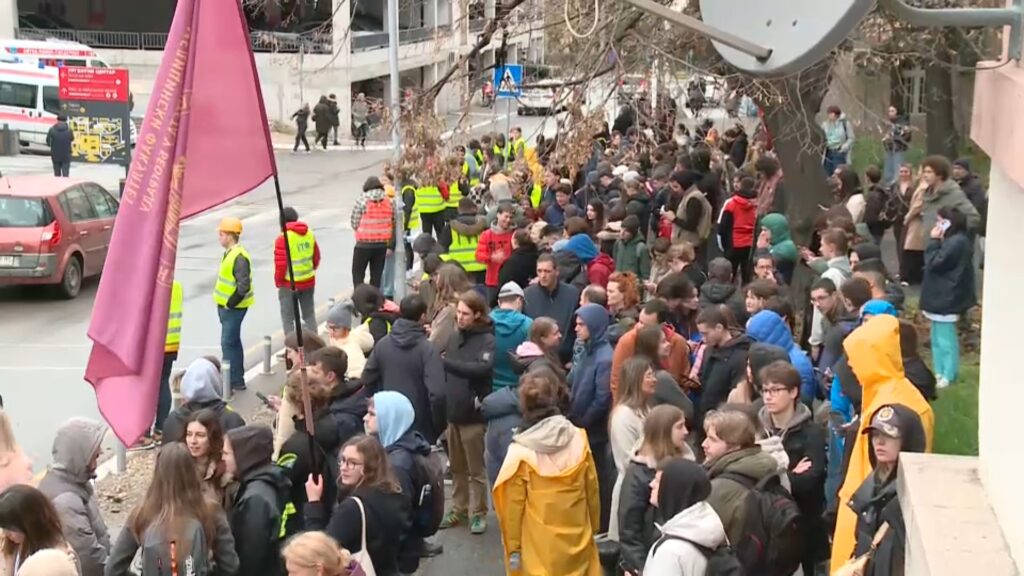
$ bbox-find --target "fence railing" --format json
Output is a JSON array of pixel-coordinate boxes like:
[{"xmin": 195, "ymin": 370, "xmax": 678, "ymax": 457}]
[
  {"xmin": 350, "ymin": 26, "xmax": 450, "ymax": 53},
  {"xmin": 16, "ymin": 27, "xmax": 331, "ymax": 54}
]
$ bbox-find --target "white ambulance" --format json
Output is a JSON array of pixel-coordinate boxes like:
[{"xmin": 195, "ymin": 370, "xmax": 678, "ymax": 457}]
[
  {"xmin": 0, "ymin": 62, "xmax": 135, "ymax": 151},
  {"xmin": 0, "ymin": 38, "xmax": 110, "ymax": 69}
]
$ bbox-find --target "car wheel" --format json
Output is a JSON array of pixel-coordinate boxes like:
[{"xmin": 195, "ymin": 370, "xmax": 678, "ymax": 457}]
[
  {"xmin": 59, "ymin": 256, "xmax": 82, "ymax": 299},
  {"xmin": 517, "ymin": 109, "xmax": 523, "ymax": 116}
]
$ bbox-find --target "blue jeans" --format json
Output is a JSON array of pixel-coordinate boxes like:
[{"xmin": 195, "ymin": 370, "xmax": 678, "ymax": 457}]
[
  {"xmin": 883, "ymin": 149, "xmax": 904, "ymax": 184},
  {"xmin": 217, "ymin": 306, "xmax": 248, "ymax": 388},
  {"xmin": 823, "ymin": 148, "xmax": 847, "ymax": 176},
  {"xmin": 930, "ymin": 319, "xmax": 959, "ymax": 383},
  {"xmin": 154, "ymin": 351, "xmax": 177, "ymax": 433}
]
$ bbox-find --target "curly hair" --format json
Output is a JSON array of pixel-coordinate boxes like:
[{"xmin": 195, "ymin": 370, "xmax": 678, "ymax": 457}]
[{"xmin": 607, "ymin": 271, "xmax": 641, "ymax": 310}]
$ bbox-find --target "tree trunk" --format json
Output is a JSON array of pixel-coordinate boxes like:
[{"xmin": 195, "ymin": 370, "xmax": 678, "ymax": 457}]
[
  {"xmin": 924, "ymin": 40, "xmax": 958, "ymax": 159},
  {"xmin": 762, "ymin": 58, "xmax": 835, "ymax": 246}
]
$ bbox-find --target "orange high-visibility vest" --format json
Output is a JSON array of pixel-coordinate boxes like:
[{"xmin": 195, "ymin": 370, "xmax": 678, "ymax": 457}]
[{"xmin": 355, "ymin": 198, "xmax": 394, "ymax": 243}]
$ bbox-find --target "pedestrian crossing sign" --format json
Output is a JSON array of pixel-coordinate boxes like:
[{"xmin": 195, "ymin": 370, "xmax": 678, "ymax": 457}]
[{"xmin": 494, "ymin": 64, "xmax": 523, "ymax": 99}]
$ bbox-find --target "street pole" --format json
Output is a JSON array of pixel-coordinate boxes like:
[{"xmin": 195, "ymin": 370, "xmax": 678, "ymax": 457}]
[{"xmin": 388, "ymin": 0, "xmax": 406, "ymax": 301}]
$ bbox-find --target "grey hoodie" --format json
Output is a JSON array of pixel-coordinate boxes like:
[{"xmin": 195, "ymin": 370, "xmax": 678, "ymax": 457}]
[
  {"xmin": 162, "ymin": 358, "xmax": 246, "ymax": 444},
  {"xmin": 36, "ymin": 418, "xmax": 110, "ymax": 576}
]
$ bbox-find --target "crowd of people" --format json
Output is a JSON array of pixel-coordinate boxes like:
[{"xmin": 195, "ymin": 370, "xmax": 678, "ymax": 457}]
[{"xmin": 0, "ymin": 101, "xmax": 986, "ymax": 576}]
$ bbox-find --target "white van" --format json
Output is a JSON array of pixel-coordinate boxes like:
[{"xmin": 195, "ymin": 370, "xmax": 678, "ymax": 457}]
[
  {"xmin": 0, "ymin": 39, "xmax": 110, "ymax": 69},
  {"xmin": 0, "ymin": 62, "xmax": 135, "ymax": 151}
]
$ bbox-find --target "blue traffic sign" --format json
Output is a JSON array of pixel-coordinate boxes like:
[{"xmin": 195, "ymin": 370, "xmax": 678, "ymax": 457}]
[{"xmin": 494, "ymin": 64, "xmax": 522, "ymax": 99}]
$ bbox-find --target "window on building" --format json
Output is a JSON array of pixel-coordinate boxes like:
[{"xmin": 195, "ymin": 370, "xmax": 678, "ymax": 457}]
[{"xmin": 899, "ymin": 67, "xmax": 926, "ymax": 115}]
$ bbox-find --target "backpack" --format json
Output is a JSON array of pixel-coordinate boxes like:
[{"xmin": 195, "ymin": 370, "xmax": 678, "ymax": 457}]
[
  {"xmin": 719, "ymin": 471, "xmax": 803, "ymax": 576},
  {"xmin": 137, "ymin": 518, "xmax": 210, "ymax": 576},
  {"xmin": 411, "ymin": 447, "xmax": 446, "ymax": 537},
  {"xmin": 651, "ymin": 535, "xmax": 745, "ymax": 576}
]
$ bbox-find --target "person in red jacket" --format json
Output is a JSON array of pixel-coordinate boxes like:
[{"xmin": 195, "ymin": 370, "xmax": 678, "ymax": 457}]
[
  {"xmin": 275, "ymin": 206, "xmax": 322, "ymax": 335},
  {"xmin": 475, "ymin": 203, "xmax": 515, "ymax": 305},
  {"xmin": 717, "ymin": 175, "xmax": 757, "ymax": 283}
]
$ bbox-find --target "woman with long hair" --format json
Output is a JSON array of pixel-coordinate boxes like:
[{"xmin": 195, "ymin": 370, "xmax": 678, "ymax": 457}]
[
  {"xmin": 305, "ymin": 435, "xmax": 407, "ymax": 576},
  {"xmin": 634, "ymin": 325, "xmax": 695, "ymax": 418},
  {"xmin": 182, "ymin": 409, "xmax": 230, "ymax": 506},
  {"xmin": 0, "ymin": 484, "xmax": 76, "ymax": 575},
  {"xmin": 607, "ymin": 357, "xmax": 657, "ymax": 540},
  {"xmin": 428, "ymin": 263, "xmax": 473, "ymax": 354},
  {"xmin": 493, "ymin": 368, "xmax": 602, "ymax": 576},
  {"xmin": 281, "ymin": 531, "xmax": 363, "ymax": 576},
  {"xmin": 616, "ymin": 405, "xmax": 693, "ymax": 575},
  {"xmin": 106, "ymin": 443, "xmax": 239, "ymax": 575},
  {"xmin": 0, "ymin": 409, "xmax": 33, "ymax": 493},
  {"xmin": 834, "ymin": 165, "xmax": 866, "ymax": 223},
  {"xmin": 510, "ymin": 317, "xmax": 565, "ymax": 378}
]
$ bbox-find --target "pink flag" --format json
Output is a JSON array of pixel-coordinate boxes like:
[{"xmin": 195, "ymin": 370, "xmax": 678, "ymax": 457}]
[{"xmin": 85, "ymin": 0, "xmax": 275, "ymax": 445}]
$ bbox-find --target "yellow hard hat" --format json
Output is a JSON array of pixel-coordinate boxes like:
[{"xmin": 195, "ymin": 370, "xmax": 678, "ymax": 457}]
[{"xmin": 217, "ymin": 217, "xmax": 243, "ymax": 234}]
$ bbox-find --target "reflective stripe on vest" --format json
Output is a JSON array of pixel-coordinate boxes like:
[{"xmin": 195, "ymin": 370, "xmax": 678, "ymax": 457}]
[
  {"xmin": 530, "ymin": 183, "xmax": 542, "ymax": 209},
  {"xmin": 445, "ymin": 181, "xmax": 463, "ymax": 210},
  {"xmin": 285, "ymin": 230, "xmax": 316, "ymax": 282},
  {"xmin": 513, "ymin": 138, "xmax": 526, "ymax": 159},
  {"xmin": 415, "ymin": 185, "xmax": 445, "ymax": 214},
  {"xmin": 440, "ymin": 228, "xmax": 486, "ymax": 272},
  {"xmin": 364, "ymin": 317, "xmax": 392, "ymax": 333},
  {"xmin": 165, "ymin": 280, "xmax": 183, "ymax": 352},
  {"xmin": 355, "ymin": 198, "xmax": 394, "ymax": 243},
  {"xmin": 213, "ymin": 245, "xmax": 254, "ymax": 308}
]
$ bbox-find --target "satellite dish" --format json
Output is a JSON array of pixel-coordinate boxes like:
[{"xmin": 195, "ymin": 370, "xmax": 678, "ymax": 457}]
[{"xmin": 698, "ymin": 0, "xmax": 875, "ymax": 76}]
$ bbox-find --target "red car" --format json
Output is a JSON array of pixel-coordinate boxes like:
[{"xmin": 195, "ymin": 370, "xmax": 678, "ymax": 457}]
[{"xmin": 0, "ymin": 175, "xmax": 119, "ymax": 298}]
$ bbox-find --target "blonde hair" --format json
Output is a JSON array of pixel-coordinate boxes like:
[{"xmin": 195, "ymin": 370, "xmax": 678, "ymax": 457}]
[
  {"xmin": 282, "ymin": 531, "xmax": 353, "ymax": 576},
  {"xmin": 284, "ymin": 370, "xmax": 333, "ymax": 414},
  {"xmin": 703, "ymin": 408, "xmax": 757, "ymax": 448},
  {"xmin": 641, "ymin": 405, "xmax": 687, "ymax": 462},
  {"xmin": 0, "ymin": 410, "xmax": 15, "ymax": 459}
]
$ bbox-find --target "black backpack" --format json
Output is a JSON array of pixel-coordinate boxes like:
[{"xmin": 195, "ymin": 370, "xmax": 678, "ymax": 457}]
[
  {"xmin": 411, "ymin": 447, "xmax": 446, "ymax": 537},
  {"xmin": 651, "ymin": 535, "xmax": 745, "ymax": 576},
  {"xmin": 720, "ymin": 472, "xmax": 803, "ymax": 576}
]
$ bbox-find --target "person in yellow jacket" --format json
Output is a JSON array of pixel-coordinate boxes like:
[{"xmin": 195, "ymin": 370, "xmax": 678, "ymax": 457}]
[
  {"xmin": 493, "ymin": 369, "xmax": 602, "ymax": 576},
  {"xmin": 213, "ymin": 217, "xmax": 254, "ymax": 391},
  {"xmin": 830, "ymin": 314, "xmax": 934, "ymax": 571},
  {"xmin": 149, "ymin": 279, "xmax": 183, "ymax": 443}
]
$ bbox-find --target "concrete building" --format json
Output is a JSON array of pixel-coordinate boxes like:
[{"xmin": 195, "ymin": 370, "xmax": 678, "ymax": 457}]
[{"xmin": 4, "ymin": 0, "xmax": 545, "ymax": 128}]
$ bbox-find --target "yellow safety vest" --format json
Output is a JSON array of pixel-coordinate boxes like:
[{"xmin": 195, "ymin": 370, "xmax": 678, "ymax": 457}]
[
  {"xmin": 530, "ymin": 183, "xmax": 543, "ymax": 209},
  {"xmin": 415, "ymin": 185, "xmax": 446, "ymax": 215},
  {"xmin": 445, "ymin": 181, "xmax": 463, "ymax": 210},
  {"xmin": 402, "ymin": 185, "xmax": 420, "ymax": 232},
  {"xmin": 474, "ymin": 149, "xmax": 484, "ymax": 166},
  {"xmin": 512, "ymin": 137, "xmax": 526, "ymax": 159},
  {"xmin": 165, "ymin": 280, "xmax": 183, "ymax": 353},
  {"xmin": 213, "ymin": 245, "xmax": 254, "ymax": 308},
  {"xmin": 461, "ymin": 161, "xmax": 480, "ymax": 187},
  {"xmin": 284, "ymin": 229, "xmax": 316, "ymax": 283},
  {"xmin": 441, "ymin": 228, "xmax": 486, "ymax": 272}
]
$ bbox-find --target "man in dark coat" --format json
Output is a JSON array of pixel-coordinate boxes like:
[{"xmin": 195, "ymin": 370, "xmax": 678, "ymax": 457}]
[
  {"xmin": 46, "ymin": 114, "xmax": 74, "ymax": 177},
  {"xmin": 225, "ymin": 425, "xmax": 290, "ymax": 576},
  {"xmin": 361, "ymin": 294, "xmax": 446, "ymax": 443},
  {"xmin": 312, "ymin": 95, "xmax": 331, "ymax": 150},
  {"xmin": 694, "ymin": 305, "xmax": 751, "ymax": 431},
  {"xmin": 952, "ymin": 158, "xmax": 988, "ymax": 237},
  {"xmin": 699, "ymin": 257, "xmax": 748, "ymax": 326},
  {"xmin": 524, "ymin": 253, "xmax": 580, "ymax": 362},
  {"xmin": 327, "ymin": 94, "xmax": 341, "ymax": 145}
]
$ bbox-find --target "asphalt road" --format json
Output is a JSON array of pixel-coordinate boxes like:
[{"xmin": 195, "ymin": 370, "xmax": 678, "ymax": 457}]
[{"xmin": 0, "ymin": 105, "xmax": 549, "ymax": 470}]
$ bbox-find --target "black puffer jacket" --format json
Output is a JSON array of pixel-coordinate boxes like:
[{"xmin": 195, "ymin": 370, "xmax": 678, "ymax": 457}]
[
  {"xmin": 498, "ymin": 244, "xmax": 540, "ymax": 289},
  {"xmin": 386, "ymin": 429, "xmax": 432, "ymax": 574},
  {"xmin": 443, "ymin": 322, "xmax": 496, "ymax": 424},
  {"xmin": 306, "ymin": 485, "xmax": 411, "ymax": 576},
  {"xmin": 699, "ymin": 280, "xmax": 749, "ymax": 326},
  {"xmin": 617, "ymin": 455, "xmax": 658, "ymax": 574},
  {"xmin": 362, "ymin": 318, "xmax": 446, "ymax": 443},
  {"xmin": 226, "ymin": 426, "xmax": 290, "ymax": 576},
  {"xmin": 920, "ymin": 233, "xmax": 975, "ymax": 316},
  {"xmin": 696, "ymin": 334, "xmax": 751, "ymax": 426}
]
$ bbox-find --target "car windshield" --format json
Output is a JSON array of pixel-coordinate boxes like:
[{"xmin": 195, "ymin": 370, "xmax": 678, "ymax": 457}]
[{"xmin": 0, "ymin": 196, "xmax": 52, "ymax": 227}]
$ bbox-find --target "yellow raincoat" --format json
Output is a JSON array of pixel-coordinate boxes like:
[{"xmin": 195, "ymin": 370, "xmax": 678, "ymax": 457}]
[
  {"xmin": 493, "ymin": 415, "xmax": 602, "ymax": 576},
  {"xmin": 830, "ymin": 315, "xmax": 934, "ymax": 572}
]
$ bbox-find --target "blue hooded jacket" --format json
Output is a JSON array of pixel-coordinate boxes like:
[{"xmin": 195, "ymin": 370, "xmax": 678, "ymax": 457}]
[
  {"xmin": 568, "ymin": 303, "xmax": 613, "ymax": 443},
  {"xmin": 560, "ymin": 233, "xmax": 599, "ymax": 264},
  {"xmin": 745, "ymin": 310, "xmax": 818, "ymax": 405},
  {"xmin": 861, "ymin": 299, "xmax": 897, "ymax": 319},
  {"xmin": 490, "ymin": 308, "xmax": 533, "ymax": 390}
]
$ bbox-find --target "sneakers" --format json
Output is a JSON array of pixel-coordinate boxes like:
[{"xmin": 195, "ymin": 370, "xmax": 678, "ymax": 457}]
[
  {"xmin": 438, "ymin": 510, "xmax": 467, "ymax": 530},
  {"xmin": 470, "ymin": 515, "xmax": 487, "ymax": 535},
  {"xmin": 937, "ymin": 377, "xmax": 951, "ymax": 389},
  {"xmin": 420, "ymin": 539, "xmax": 444, "ymax": 557}
]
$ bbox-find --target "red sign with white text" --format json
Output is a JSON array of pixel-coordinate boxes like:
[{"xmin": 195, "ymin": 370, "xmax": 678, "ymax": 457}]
[{"xmin": 58, "ymin": 67, "xmax": 129, "ymax": 103}]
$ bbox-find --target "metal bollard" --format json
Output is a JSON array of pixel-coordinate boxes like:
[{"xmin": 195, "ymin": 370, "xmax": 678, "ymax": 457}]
[
  {"xmin": 115, "ymin": 441, "xmax": 127, "ymax": 474},
  {"xmin": 221, "ymin": 360, "xmax": 232, "ymax": 402},
  {"xmin": 262, "ymin": 335, "xmax": 273, "ymax": 375}
]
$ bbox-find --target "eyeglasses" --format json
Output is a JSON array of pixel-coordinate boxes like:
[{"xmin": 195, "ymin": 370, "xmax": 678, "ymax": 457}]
[
  {"xmin": 340, "ymin": 458, "xmax": 364, "ymax": 469},
  {"xmin": 761, "ymin": 386, "xmax": 790, "ymax": 396}
]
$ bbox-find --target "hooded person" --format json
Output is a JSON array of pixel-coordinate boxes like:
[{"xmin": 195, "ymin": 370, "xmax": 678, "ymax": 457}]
[
  {"xmin": 699, "ymin": 257, "xmax": 749, "ymax": 325},
  {"xmin": 567, "ymin": 303, "xmax": 616, "ymax": 532},
  {"xmin": 830, "ymin": 314, "xmax": 934, "ymax": 570},
  {"xmin": 361, "ymin": 294, "xmax": 447, "ymax": 444},
  {"xmin": 161, "ymin": 357, "xmax": 246, "ymax": 444},
  {"xmin": 952, "ymin": 157, "xmax": 987, "ymax": 236},
  {"xmin": 847, "ymin": 403, "xmax": 927, "ymax": 576},
  {"xmin": 36, "ymin": 418, "xmax": 110, "ymax": 576},
  {"xmin": 643, "ymin": 459, "xmax": 726, "ymax": 576},
  {"xmin": 367, "ymin": 391, "xmax": 435, "ymax": 574},
  {"xmin": 746, "ymin": 310, "xmax": 818, "ymax": 406},
  {"xmin": 490, "ymin": 282, "xmax": 533, "ymax": 391},
  {"xmin": 492, "ymin": 371, "xmax": 602, "ymax": 576},
  {"xmin": 757, "ymin": 213, "xmax": 799, "ymax": 284},
  {"xmin": 225, "ymin": 425, "xmax": 291, "ymax": 576},
  {"xmin": 554, "ymin": 218, "xmax": 603, "ymax": 289}
]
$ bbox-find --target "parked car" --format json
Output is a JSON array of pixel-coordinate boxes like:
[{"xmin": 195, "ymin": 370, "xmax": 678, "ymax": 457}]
[
  {"xmin": 517, "ymin": 79, "xmax": 571, "ymax": 116},
  {"xmin": 0, "ymin": 175, "xmax": 118, "ymax": 298}
]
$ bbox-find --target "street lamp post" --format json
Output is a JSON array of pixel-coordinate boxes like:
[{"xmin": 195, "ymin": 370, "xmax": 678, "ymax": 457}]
[{"xmin": 388, "ymin": 0, "xmax": 406, "ymax": 301}]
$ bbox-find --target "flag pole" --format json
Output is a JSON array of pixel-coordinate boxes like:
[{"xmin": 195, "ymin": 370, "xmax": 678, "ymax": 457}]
[{"xmin": 272, "ymin": 173, "xmax": 319, "ymax": 473}]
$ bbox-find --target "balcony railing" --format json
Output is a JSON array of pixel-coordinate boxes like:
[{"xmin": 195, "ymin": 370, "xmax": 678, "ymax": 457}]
[
  {"xmin": 16, "ymin": 27, "xmax": 331, "ymax": 54},
  {"xmin": 351, "ymin": 25, "xmax": 451, "ymax": 52}
]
